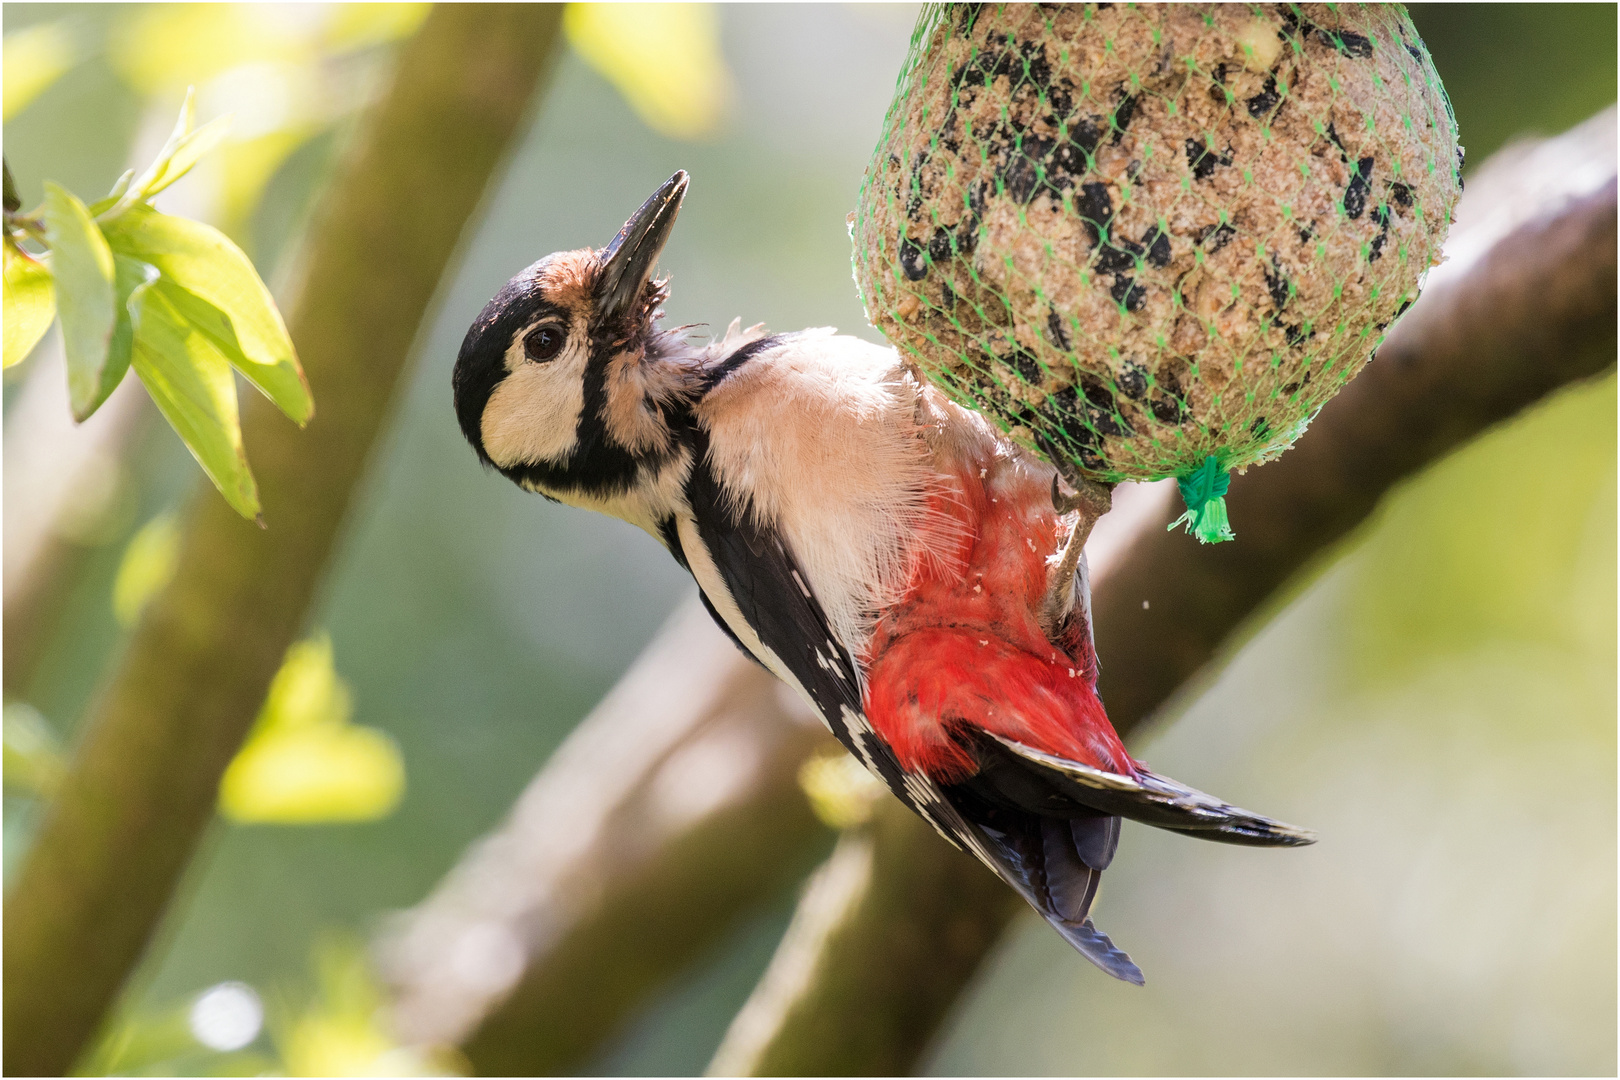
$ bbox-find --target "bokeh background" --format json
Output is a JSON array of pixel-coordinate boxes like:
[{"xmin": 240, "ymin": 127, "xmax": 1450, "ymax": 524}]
[{"xmin": 3, "ymin": 3, "xmax": 1614, "ymax": 1075}]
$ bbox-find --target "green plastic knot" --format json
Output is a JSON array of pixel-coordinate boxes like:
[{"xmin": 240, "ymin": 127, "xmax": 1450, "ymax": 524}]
[{"xmin": 1168, "ymin": 456, "xmax": 1235, "ymax": 544}]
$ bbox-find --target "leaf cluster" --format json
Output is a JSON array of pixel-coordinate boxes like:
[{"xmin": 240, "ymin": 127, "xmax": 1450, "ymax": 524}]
[{"xmin": 3, "ymin": 91, "xmax": 311, "ymax": 520}]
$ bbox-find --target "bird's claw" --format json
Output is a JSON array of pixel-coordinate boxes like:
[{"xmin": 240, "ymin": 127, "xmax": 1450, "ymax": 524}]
[
  {"xmin": 1039, "ymin": 476, "xmax": 1114, "ymax": 639},
  {"xmin": 1051, "ymin": 474, "xmax": 1113, "ymax": 519}
]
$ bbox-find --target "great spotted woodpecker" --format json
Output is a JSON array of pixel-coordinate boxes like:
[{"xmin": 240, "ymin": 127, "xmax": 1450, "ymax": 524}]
[{"xmin": 452, "ymin": 172, "xmax": 1313, "ymax": 984}]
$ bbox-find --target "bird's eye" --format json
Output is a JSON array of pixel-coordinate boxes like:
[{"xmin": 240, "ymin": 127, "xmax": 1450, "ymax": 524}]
[{"xmin": 524, "ymin": 325, "xmax": 564, "ymax": 362}]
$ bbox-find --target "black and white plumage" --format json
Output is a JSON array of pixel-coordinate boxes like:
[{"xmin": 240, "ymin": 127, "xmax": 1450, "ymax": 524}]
[{"xmin": 452, "ymin": 172, "xmax": 1313, "ymax": 984}]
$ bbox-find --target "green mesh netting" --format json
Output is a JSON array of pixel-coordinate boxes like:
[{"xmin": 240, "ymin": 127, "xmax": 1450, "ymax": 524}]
[{"xmin": 853, "ymin": 3, "xmax": 1461, "ymax": 541}]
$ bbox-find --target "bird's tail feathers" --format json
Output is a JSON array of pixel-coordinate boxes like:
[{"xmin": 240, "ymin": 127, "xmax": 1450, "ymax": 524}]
[
  {"xmin": 988, "ymin": 734, "xmax": 1317, "ymax": 847},
  {"xmin": 941, "ymin": 781, "xmax": 1143, "ymax": 984},
  {"xmin": 1036, "ymin": 815, "xmax": 1143, "ymax": 983},
  {"xmin": 1054, "ymin": 917, "xmax": 1145, "ymax": 985}
]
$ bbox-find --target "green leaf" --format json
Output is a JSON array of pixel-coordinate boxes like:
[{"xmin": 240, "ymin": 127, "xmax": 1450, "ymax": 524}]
[
  {"xmin": 107, "ymin": 167, "xmax": 135, "ymax": 203},
  {"xmin": 220, "ymin": 722, "xmax": 404, "ymax": 823},
  {"xmin": 150, "ymin": 276, "xmax": 287, "ymax": 406},
  {"xmin": 83, "ymin": 254, "xmax": 161, "ymax": 416},
  {"xmin": 219, "ymin": 635, "xmax": 404, "ymax": 824},
  {"xmin": 125, "ymin": 88, "xmax": 233, "ymax": 205},
  {"xmin": 140, "ymin": 115, "xmax": 232, "ymax": 201},
  {"xmin": 103, "ymin": 205, "xmax": 311, "ymax": 425},
  {"xmin": 130, "ymin": 283, "xmax": 260, "ymax": 519},
  {"xmin": 3, "ymin": 239, "xmax": 56, "ymax": 368},
  {"xmin": 42, "ymin": 181, "xmax": 117, "ymax": 420},
  {"xmin": 564, "ymin": 3, "xmax": 733, "ymax": 140},
  {"xmin": 87, "ymin": 169, "xmax": 136, "ymax": 216}
]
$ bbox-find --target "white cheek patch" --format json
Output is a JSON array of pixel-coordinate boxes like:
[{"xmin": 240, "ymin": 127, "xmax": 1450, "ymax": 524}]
[{"xmin": 481, "ymin": 337, "xmax": 589, "ymax": 469}]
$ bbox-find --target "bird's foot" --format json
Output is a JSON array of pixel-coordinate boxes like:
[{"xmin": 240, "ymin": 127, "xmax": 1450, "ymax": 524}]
[
  {"xmin": 1040, "ymin": 475, "xmax": 1113, "ymax": 638},
  {"xmin": 1050, "ymin": 473, "xmax": 1113, "ymax": 520}
]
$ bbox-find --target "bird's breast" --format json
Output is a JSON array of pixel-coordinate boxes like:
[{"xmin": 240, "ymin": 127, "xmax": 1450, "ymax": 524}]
[{"xmin": 695, "ymin": 331, "xmax": 975, "ymax": 655}]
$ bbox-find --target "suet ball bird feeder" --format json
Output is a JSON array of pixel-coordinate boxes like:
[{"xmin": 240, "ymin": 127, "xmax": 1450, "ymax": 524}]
[{"xmin": 853, "ymin": 3, "xmax": 1462, "ymax": 540}]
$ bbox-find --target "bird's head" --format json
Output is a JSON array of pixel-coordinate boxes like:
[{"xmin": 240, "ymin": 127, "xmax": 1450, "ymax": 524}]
[{"xmin": 453, "ymin": 171, "xmax": 694, "ymax": 496}]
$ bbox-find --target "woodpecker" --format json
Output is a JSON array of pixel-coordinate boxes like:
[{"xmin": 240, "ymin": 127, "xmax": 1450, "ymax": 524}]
[{"xmin": 453, "ymin": 172, "xmax": 1313, "ymax": 984}]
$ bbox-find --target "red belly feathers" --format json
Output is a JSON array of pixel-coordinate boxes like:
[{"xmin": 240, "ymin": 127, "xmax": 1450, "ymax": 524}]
[{"xmin": 861, "ymin": 457, "xmax": 1134, "ymax": 784}]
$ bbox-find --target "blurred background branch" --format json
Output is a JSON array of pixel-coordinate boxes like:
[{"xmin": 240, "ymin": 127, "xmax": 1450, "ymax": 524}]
[
  {"xmin": 705, "ymin": 797, "xmax": 1026, "ymax": 1078},
  {"xmin": 380, "ymin": 598, "xmax": 838, "ymax": 1075},
  {"xmin": 3, "ymin": 6, "xmax": 564, "ymax": 1074},
  {"xmin": 3, "ymin": 355, "xmax": 149, "ymax": 695}
]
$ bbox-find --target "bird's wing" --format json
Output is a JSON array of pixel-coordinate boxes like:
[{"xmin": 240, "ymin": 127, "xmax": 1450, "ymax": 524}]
[{"xmin": 677, "ymin": 444, "xmax": 1143, "ymax": 983}]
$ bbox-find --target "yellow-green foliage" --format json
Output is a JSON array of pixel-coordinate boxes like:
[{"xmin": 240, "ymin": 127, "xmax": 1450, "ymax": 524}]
[{"xmin": 220, "ymin": 635, "xmax": 405, "ymax": 825}]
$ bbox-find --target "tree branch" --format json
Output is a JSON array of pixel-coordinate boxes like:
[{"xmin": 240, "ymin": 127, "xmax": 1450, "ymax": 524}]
[
  {"xmin": 707, "ymin": 109, "xmax": 1617, "ymax": 1077},
  {"xmin": 705, "ymin": 799, "xmax": 1025, "ymax": 1078},
  {"xmin": 2, "ymin": 8, "xmax": 565, "ymax": 1075},
  {"xmin": 380, "ymin": 598, "xmax": 840, "ymax": 1075}
]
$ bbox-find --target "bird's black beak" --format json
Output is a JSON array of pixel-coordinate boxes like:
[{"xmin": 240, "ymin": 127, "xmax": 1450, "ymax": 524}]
[{"xmin": 598, "ymin": 170, "xmax": 688, "ymax": 325}]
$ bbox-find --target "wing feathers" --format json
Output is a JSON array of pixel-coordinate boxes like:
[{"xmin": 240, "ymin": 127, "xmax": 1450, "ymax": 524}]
[{"xmin": 1041, "ymin": 817, "xmax": 1101, "ymax": 922}]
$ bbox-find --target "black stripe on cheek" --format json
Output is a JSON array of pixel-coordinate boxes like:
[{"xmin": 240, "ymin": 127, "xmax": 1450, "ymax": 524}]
[
  {"xmin": 501, "ymin": 350, "xmax": 659, "ymax": 497},
  {"xmin": 569, "ymin": 351, "xmax": 645, "ymax": 492}
]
